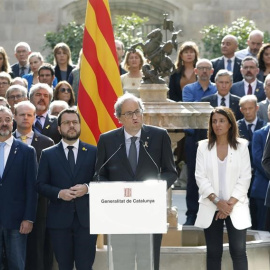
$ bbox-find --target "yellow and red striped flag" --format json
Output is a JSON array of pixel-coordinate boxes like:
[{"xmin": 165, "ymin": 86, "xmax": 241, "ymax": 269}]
[{"xmin": 78, "ymin": 0, "xmax": 122, "ymax": 145}]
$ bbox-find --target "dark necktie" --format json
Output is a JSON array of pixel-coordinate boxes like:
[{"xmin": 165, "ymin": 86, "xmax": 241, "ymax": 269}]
[
  {"xmin": 19, "ymin": 66, "xmax": 26, "ymax": 77},
  {"xmin": 128, "ymin": 137, "xmax": 137, "ymax": 174},
  {"xmin": 248, "ymin": 124, "xmax": 253, "ymax": 141},
  {"xmin": 67, "ymin": 146, "xmax": 75, "ymax": 173},
  {"xmin": 220, "ymin": 97, "xmax": 226, "ymax": 106},
  {"xmin": 227, "ymin": 59, "xmax": 232, "ymax": 71},
  {"xmin": 34, "ymin": 116, "xmax": 43, "ymax": 133},
  {"xmin": 248, "ymin": 84, "xmax": 252, "ymax": 95}
]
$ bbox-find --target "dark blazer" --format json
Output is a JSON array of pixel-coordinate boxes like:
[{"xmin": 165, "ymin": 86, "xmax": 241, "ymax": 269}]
[
  {"xmin": 0, "ymin": 138, "xmax": 37, "ymax": 229},
  {"xmin": 237, "ymin": 117, "xmax": 266, "ymax": 168},
  {"xmin": 40, "ymin": 114, "xmax": 61, "ymax": 144},
  {"xmin": 251, "ymin": 125, "xmax": 270, "ymax": 200},
  {"xmin": 54, "ymin": 64, "xmax": 75, "ymax": 82},
  {"xmin": 119, "ymin": 65, "xmax": 127, "ymax": 75},
  {"xmin": 36, "ymin": 141, "xmax": 97, "ymax": 229},
  {"xmin": 262, "ymin": 127, "xmax": 270, "ymax": 207},
  {"xmin": 201, "ymin": 93, "xmax": 242, "ymax": 120},
  {"xmin": 211, "ymin": 56, "xmax": 243, "ymax": 83},
  {"xmin": 13, "ymin": 131, "xmax": 54, "ymax": 162},
  {"xmin": 230, "ymin": 79, "xmax": 266, "ymax": 102},
  {"xmin": 95, "ymin": 125, "xmax": 177, "ymax": 189},
  {"xmin": 11, "ymin": 63, "xmax": 31, "ymax": 77},
  {"xmin": 169, "ymin": 71, "xmax": 183, "ymax": 102}
]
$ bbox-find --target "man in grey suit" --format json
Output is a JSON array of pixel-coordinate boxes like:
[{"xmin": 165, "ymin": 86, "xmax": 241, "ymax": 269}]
[
  {"xmin": 230, "ymin": 56, "xmax": 266, "ymax": 102},
  {"xmin": 95, "ymin": 93, "xmax": 177, "ymax": 270},
  {"xmin": 211, "ymin": 34, "xmax": 243, "ymax": 83},
  {"xmin": 258, "ymin": 74, "xmax": 270, "ymax": 122},
  {"xmin": 201, "ymin": 69, "xmax": 242, "ymax": 120}
]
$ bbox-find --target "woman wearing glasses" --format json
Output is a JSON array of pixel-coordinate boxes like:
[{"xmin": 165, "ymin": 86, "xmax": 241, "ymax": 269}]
[
  {"xmin": 195, "ymin": 107, "xmax": 251, "ymax": 270},
  {"xmin": 53, "ymin": 81, "xmax": 75, "ymax": 107}
]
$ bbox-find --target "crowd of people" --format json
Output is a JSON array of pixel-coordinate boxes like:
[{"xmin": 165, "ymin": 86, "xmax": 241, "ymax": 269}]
[{"xmin": 0, "ymin": 27, "xmax": 270, "ymax": 270}]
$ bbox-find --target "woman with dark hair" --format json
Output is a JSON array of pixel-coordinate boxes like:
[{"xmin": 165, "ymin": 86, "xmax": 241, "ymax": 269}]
[
  {"xmin": 257, "ymin": 43, "xmax": 270, "ymax": 82},
  {"xmin": 169, "ymin": 41, "xmax": 199, "ymax": 101},
  {"xmin": 195, "ymin": 107, "xmax": 251, "ymax": 270},
  {"xmin": 53, "ymin": 43, "xmax": 75, "ymax": 82},
  {"xmin": 53, "ymin": 81, "xmax": 75, "ymax": 107}
]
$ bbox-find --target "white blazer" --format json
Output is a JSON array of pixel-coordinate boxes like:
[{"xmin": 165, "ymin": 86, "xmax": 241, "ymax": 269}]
[{"xmin": 195, "ymin": 138, "xmax": 252, "ymax": 230}]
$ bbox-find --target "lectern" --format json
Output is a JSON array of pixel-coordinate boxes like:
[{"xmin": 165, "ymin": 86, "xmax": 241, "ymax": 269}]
[{"xmin": 90, "ymin": 180, "xmax": 167, "ymax": 270}]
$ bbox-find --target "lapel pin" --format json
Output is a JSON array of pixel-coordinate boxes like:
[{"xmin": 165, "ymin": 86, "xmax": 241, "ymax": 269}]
[
  {"xmin": 14, "ymin": 147, "xmax": 17, "ymax": 154},
  {"xmin": 255, "ymin": 88, "xmax": 259, "ymax": 92},
  {"xmin": 82, "ymin": 147, "xmax": 87, "ymax": 151},
  {"xmin": 35, "ymin": 138, "xmax": 38, "ymax": 141},
  {"xmin": 46, "ymin": 125, "xmax": 50, "ymax": 129}
]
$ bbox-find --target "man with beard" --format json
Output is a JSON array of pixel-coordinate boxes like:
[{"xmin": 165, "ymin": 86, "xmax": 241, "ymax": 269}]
[
  {"xmin": 29, "ymin": 83, "xmax": 61, "ymax": 143},
  {"xmin": 231, "ymin": 56, "xmax": 266, "ymax": 102},
  {"xmin": 36, "ymin": 108, "xmax": 97, "ymax": 270},
  {"xmin": 0, "ymin": 105, "xmax": 37, "ymax": 270}
]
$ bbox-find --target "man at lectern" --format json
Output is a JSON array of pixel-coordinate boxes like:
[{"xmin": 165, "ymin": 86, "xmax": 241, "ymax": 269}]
[{"xmin": 95, "ymin": 93, "xmax": 177, "ymax": 270}]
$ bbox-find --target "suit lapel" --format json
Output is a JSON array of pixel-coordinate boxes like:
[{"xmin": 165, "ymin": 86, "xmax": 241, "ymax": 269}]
[
  {"xmin": 73, "ymin": 141, "xmax": 87, "ymax": 177},
  {"xmin": 55, "ymin": 142, "xmax": 73, "ymax": 178}
]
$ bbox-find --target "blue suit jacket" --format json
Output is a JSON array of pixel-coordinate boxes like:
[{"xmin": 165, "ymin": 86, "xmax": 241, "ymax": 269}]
[
  {"xmin": 201, "ymin": 93, "xmax": 242, "ymax": 120},
  {"xmin": 251, "ymin": 125, "xmax": 270, "ymax": 199},
  {"xmin": 211, "ymin": 56, "xmax": 243, "ymax": 83},
  {"xmin": 0, "ymin": 138, "xmax": 37, "ymax": 229},
  {"xmin": 237, "ymin": 118, "xmax": 266, "ymax": 168},
  {"xmin": 36, "ymin": 141, "xmax": 97, "ymax": 229},
  {"xmin": 230, "ymin": 80, "xmax": 266, "ymax": 102},
  {"xmin": 11, "ymin": 63, "xmax": 31, "ymax": 77}
]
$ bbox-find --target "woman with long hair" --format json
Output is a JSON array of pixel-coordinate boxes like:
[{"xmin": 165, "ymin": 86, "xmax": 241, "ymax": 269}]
[
  {"xmin": 53, "ymin": 81, "xmax": 75, "ymax": 107},
  {"xmin": 0, "ymin": 47, "xmax": 12, "ymax": 76},
  {"xmin": 195, "ymin": 107, "xmax": 251, "ymax": 270},
  {"xmin": 169, "ymin": 41, "xmax": 199, "ymax": 101},
  {"xmin": 257, "ymin": 43, "xmax": 270, "ymax": 82}
]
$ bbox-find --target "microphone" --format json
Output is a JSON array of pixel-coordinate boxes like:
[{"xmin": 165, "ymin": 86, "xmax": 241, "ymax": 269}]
[
  {"xmin": 96, "ymin": 143, "xmax": 124, "ymax": 182},
  {"xmin": 139, "ymin": 140, "xmax": 161, "ymax": 179}
]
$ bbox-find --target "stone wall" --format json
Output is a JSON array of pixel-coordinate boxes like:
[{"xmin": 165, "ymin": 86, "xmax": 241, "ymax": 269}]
[{"xmin": 1, "ymin": 0, "xmax": 269, "ymax": 64}]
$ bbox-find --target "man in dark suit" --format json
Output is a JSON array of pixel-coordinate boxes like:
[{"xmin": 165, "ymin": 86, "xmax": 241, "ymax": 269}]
[
  {"xmin": 258, "ymin": 74, "xmax": 270, "ymax": 122},
  {"xmin": 211, "ymin": 34, "xmax": 243, "ymax": 83},
  {"xmin": 115, "ymin": 40, "xmax": 127, "ymax": 75},
  {"xmin": 237, "ymin": 94, "xmax": 266, "ymax": 229},
  {"xmin": 13, "ymin": 101, "xmax": 54, "ymax": 270},
  {"xmin": 230, "ymin": 56, "xmax": 266, "ymax": 102},
  {"xmin": 0, "ymin": 105, "xmax": 37, "ymax": 270},
  {"xmin": 37, "ymin": 108, "xmax": 97, "ymax": 270},
  {"xmin": 29, "ymin": 83, "xmax": 61, "ymax": 143},
  {"xmin": 95, "ymin": 93, "xmax": 177, "ymax": 270},
  {"xmin": 11, "ymin": 42, "xmax": 31, "ymax": 77},
  {"xmin": 201, "ymin": 69, "xmax": 242, "ymax": 120}
]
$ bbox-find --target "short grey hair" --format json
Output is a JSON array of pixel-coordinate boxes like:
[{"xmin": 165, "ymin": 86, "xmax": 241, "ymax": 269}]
[
  {"xmin": 49, "ymin": 100, "xmax": 69, "ymax": 112},
  {"xmin": 29, "ymin": 83, "xmax": 53, "ymax": 101},
  {"xmin": 195, "ymin": 58, "xmax": 212, "ymax": 68},
  {"xmin": 241, "ymin": 56, "xmax": 258, "ymax": 67},
  {"xmin": 215, "ymin": 69, "xmax": 233, "ymax": 83},
  {"xmin": 5, "ymin": 85, "xmax": 28, "ymax": 99},
  {"xmin": 14, "ymin": 101, "xmax": 36, "ymax": 115},
  {"xmin": 0, "ymin": 105, "xmax": 13, "ymax": 118},
  {"xmin": 239, "ymin": 94, "xmax": 258, "ymax": 107},
  {"xmin": 114, "ymin": 93, "xmax": 144, "ymax": 118}
]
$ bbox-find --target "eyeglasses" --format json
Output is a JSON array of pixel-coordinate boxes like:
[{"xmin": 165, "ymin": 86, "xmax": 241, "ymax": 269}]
[
  {"xmin": 60, "ymin": 120, "xmax": 79, "ymax": 126},
  {"xmin": 7, "ymin": 95, "xmax": 23, "ymax": 101},
  {"xmin": 0, "ymin": 82, "xmax": 9, "ymax": 86},
  {"xmin": 196, "ymin": 66, "xmax": 212, "ymax": 71},
  {"xmin": 121, "ymin": 109, "xmax": 143, "ymax": 119},
  {"xmin": 60, "ymin": 88, "xmax": 71, "ymax": 93}
]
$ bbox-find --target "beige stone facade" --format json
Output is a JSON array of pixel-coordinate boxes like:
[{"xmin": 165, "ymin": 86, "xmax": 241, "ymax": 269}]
[{"xmin": 1, "ymin": 0, "xmax": 269, "ymax": 64}]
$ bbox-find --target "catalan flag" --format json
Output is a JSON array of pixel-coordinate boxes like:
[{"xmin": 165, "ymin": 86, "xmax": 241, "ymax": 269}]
[{"xmin": 78, "ymin": 0, "xmax": 122, "ymax": 145}]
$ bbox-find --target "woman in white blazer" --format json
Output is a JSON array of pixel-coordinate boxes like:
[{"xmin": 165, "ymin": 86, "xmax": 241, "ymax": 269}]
[{"xmin": 195, "ymin": 107, "xmax": 251, "ymax": 270}]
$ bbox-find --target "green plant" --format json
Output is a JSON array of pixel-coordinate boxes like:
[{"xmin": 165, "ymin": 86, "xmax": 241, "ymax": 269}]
[
  {"xmin": 200, "ymin": 17, "xmax": 268, "ymax": 59},
  {"xmin": 43, "ymin": 21, "xmax": 84, "ymax": 64},
  {"xmin": 113, "ymin": 13, "xmax": 149, "ymax": 50}
]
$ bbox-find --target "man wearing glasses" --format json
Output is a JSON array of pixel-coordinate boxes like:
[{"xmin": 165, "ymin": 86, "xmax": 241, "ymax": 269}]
[
  {"xmin": 94, "ymin": 93, "xmax": 177, "ymax": 270},
  {"xmin": 37, "ymin": 108, "xmax": 97, "ymax": 270},
  {"xmin": 29, "ymin": 83, "xmax": 61, "ymax": 143},
  {"xmin": 231, "ymin": 56, "xmax": 266, "ymax": 102}
]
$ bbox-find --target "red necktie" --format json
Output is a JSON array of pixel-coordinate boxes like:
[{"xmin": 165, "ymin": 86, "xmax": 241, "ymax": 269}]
[{"xmin": 248, "ymin": 84, "xmax": 252, "ymax": 95}]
